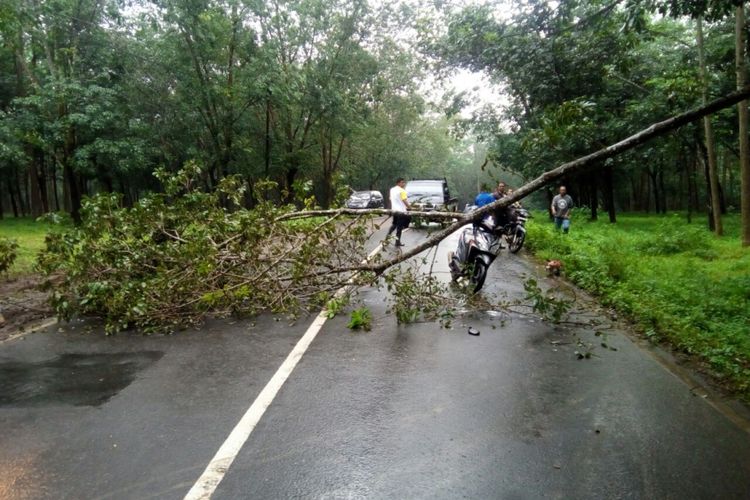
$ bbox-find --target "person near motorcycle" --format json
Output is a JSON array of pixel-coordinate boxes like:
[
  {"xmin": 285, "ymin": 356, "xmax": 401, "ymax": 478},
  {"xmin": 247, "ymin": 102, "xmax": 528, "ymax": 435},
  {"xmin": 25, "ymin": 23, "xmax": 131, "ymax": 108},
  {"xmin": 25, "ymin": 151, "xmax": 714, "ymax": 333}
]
[
  {"xmin": 491, "ymin": 182, "xmax": 514, "ymax": 229},
  {"xmin": 493, "ymin": 181, "xmax": 508, "ymax": 200},
  {"xmin": 387, "ymin": 177, "xmax": 411, "ymax": 247}
]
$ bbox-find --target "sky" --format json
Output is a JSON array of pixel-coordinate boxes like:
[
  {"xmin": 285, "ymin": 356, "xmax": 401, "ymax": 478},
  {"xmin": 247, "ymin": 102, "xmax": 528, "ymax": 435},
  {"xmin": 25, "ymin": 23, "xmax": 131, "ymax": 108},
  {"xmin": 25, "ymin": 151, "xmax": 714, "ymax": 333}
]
[{"xmin": 449, "ymin": 68, "xmax": 509, "ymax": 118}]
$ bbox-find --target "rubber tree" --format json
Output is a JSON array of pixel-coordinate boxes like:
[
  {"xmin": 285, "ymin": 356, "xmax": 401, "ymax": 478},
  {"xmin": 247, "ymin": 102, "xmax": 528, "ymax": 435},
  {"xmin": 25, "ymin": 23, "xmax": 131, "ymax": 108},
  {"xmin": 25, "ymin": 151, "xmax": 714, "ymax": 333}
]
[
  {"xmin": 738, "ymin": 5, "xmax": 750, "ymax": 246},
  {"xmin": 697, "ymin": 16, "xmax": 724, "ymax": 235}
]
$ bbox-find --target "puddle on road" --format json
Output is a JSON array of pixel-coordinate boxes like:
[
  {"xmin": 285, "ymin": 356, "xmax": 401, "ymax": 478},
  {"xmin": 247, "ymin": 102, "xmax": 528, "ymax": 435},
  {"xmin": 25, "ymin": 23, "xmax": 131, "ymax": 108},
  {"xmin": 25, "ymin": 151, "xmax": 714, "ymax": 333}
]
[{"xmin": 0, "ymin": 351, "xmax": 163, "ymax": 407}]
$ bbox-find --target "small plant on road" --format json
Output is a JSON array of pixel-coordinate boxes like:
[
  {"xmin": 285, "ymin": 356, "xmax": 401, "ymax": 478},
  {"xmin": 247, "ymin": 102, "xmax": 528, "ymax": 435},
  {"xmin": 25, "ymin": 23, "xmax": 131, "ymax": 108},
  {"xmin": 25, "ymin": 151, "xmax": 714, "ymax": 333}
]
[
  {"xmin": 384, "ymin": 263, "xmax": 456, "ymax": 325},
  {"xmin": 325, "ymin": 295, "xmax": 350, "ymax": 319},
  {"xmin": 523, "ymin": 277, "xmax": 573, "ymax": 323},
  {"xmin": 347, "ymin": 307, "xmax": 372, "ymax": 331}
]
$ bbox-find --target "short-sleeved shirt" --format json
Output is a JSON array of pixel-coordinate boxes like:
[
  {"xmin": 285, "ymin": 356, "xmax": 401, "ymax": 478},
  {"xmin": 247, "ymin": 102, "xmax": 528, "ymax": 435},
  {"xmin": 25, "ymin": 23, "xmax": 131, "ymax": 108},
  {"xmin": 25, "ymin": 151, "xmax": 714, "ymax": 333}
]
[
  {"xmin": 552, "ymin": 194, "xmax": 573, "ymax": 217},
  {"xmin": 475, "ymin": 192, "xmax": 496, "ymax": 208},
  {"xmin": 390, "ymin": 185, "xmax": 408, "ymax": 212}
]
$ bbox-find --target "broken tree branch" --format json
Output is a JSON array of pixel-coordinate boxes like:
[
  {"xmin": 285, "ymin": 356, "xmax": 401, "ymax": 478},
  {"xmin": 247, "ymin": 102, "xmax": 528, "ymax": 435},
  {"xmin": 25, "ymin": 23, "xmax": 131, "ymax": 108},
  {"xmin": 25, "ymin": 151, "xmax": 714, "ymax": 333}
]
[{"xmin": 357, "ymin": 85, "xmax": 750, "ymax": 275}]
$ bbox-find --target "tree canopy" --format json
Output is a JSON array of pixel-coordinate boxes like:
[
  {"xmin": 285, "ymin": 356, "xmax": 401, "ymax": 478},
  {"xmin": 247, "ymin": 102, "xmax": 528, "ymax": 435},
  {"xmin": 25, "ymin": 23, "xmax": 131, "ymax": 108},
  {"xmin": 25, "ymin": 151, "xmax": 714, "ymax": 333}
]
[{"xmin": 1, "ymin": 0, "xmax": 749, "ymax": 242}]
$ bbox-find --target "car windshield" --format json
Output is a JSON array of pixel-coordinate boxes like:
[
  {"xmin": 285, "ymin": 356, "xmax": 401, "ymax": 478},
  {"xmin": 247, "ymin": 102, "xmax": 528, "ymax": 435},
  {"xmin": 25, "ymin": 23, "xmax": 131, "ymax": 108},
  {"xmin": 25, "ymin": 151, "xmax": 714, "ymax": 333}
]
[
  {"xmin": 406, "ymin": 182, "xmax": 443, "ymax": 200},
  {"xmin": 350, "ymin": 192, "xmax": 371, "ymax": 199}
]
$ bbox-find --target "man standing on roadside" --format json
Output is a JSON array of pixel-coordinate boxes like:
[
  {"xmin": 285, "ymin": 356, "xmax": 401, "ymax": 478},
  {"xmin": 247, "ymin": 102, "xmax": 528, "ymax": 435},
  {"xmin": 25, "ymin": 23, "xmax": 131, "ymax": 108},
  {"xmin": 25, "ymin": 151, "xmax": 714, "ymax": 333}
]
[
  {"xmin": 551, "ymin": 185, "xmax": 574, "ymax": 234},
  {"xmin": 387, "ymin": 177, "xmax": 411, "ymax": 247}
]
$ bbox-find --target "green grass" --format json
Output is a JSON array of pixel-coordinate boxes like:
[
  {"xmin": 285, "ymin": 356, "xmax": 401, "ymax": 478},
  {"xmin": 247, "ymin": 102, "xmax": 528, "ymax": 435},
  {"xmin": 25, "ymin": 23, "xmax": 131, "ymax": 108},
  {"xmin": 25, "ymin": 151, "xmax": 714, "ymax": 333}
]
[
  {"xmin": 526, "ymin": 212, "xmax": 750, "ymax": 397},
  {"xmin": 0, "ymin": 217, "xmax": 57, "ymax": 275}
]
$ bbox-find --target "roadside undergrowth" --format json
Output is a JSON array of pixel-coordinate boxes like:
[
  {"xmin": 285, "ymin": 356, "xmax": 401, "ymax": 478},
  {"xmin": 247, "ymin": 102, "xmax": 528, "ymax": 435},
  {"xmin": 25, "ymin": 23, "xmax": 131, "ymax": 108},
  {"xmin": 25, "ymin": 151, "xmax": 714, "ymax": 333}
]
[{"xmin": 525, "ymin": 212, "xmax": 750, "ymax": 399}]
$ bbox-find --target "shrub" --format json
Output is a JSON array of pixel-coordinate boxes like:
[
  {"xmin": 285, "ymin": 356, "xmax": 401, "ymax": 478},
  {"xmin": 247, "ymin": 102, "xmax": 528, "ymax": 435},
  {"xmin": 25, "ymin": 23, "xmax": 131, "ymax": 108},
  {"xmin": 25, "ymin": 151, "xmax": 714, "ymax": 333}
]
[{"xmin": 0, "ymin": 237, "xmax": 18, "ymax": 274}]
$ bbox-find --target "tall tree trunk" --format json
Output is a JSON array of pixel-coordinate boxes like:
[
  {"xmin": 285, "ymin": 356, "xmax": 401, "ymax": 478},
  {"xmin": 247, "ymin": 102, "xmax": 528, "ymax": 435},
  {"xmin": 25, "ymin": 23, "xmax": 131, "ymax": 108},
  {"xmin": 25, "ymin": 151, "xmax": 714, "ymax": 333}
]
[
  {"xmin": 37, "ymin": 149, "xmax": 49, "ymax": 213},
  {"xmin": 648, "ymin": 167, "xmax": 660, "ymax": 214},
  {"xmin": 604, "ymin": 165, "xmax": 616, "ymax": 223},
  {"xmin": 64, "ymin": 163, "xmax": 82, "ymax": 223},
  {"xmin": 702, "ymin": 146, "xmax": 716, "ymax": 231},
  {"xmin": 50, "ymin": 158, "xmax": 60, "ymax": 212},
  {"xmin": 265, "ymin": 95, "xmax": 272, "ymax": 177},
  {"xmin": 685, "ymin": 149, "xmax": 694, "ymax": 223},
  {"xmin": 737, "ymin": 5, "xmax": 750, "ymax": 246},
  {"xmin": 658, "ymin": 166, "xmax": 667, "ymax": 213},
  {"xmin": 590, "ymin": 174, "xmax": 598, "ymax": 221},
  {"xmin": 691, "ymin": 153, "xmax": 701, "ymax": 217},
  {"xmin": 697, "ymin": 16, "xmax": 724, "ymax": 235},
  {"xmin": 21, "ymin": 169, "xmax": 29, "ymax": 215},
  {"xmin": 8, "ymin": 179, "xmax": 19, "ymax": 218},
  {"xmin": 26, "ymin": 164, "xmax": 43, "ymax": 216}
]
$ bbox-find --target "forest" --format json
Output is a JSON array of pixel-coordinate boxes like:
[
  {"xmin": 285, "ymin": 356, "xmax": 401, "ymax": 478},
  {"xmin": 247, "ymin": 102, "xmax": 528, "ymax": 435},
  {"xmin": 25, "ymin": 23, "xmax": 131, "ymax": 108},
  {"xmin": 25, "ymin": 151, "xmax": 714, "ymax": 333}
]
[
  {"xmin": 0, "ymin": 0, "xmax": 749, "ymax": 394},
  {"xmin": 0, "ymin": 0, "xmax": 747, "ymax": 240}
]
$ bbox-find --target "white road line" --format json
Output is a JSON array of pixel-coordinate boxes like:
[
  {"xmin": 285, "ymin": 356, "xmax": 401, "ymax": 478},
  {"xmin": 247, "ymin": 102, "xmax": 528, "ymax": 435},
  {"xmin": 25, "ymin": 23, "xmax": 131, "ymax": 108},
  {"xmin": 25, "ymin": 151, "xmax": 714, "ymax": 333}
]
[
  {"xmin": 184, "ymin": 235, "xmax": 393, "ymax": 500},
  {"xmin": 0, "ymin": 317, "xmax": 58, "ymax": 344}
]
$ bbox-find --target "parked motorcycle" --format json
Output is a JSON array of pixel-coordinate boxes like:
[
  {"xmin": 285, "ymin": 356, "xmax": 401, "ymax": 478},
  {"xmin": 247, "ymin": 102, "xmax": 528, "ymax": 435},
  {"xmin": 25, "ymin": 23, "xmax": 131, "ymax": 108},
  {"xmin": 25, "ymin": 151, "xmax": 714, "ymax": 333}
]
[
  {"xmin": 462, "ymin": 205, "xmax": 531, "ymax": 254},
  {"xmin": 501, "ymin": 207, "xmax": 531, "ymax": 253},
  {"xmin": 448, "ymin": 215, "xmax": 504, "ymax": 293}
]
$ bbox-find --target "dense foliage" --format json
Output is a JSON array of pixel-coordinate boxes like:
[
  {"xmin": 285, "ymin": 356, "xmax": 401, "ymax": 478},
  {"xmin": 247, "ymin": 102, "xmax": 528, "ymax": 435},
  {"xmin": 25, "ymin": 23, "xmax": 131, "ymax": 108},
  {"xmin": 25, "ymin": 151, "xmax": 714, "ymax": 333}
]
[
  {"xmin": 439, "ymin": 0, "xmax": 749, "ymax": 235},
  {"xmin": 0, "ymin": 0, "xmax": 484, "ymax": 220},
  {"xmin": 526, "ymin": 213, "xmax": 750, "ymax": 395},
  {"xmin": 2, "ymin": 0, "xmax": 748, "ymax": 232}
]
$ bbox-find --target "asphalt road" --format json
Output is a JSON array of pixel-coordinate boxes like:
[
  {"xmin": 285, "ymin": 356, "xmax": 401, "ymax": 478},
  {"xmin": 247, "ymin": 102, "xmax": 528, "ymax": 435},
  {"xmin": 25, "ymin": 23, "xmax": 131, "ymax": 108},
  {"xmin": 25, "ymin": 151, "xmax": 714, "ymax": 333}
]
[{"xmin": 1, "ymin": 224, "xmax": 750, "ymax": 499}]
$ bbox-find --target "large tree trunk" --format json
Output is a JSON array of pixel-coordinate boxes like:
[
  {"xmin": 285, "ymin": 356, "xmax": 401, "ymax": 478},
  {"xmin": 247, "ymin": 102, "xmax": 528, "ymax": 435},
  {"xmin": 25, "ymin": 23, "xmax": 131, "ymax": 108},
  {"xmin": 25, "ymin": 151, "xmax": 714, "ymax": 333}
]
[
  {"xmin": 265, "ymin": 97, "xmax": 272, "ymax": 177},
  {"xmin": 589, "ymin": 174, "xmax": 598, "ymax": 221},
  {"xmin": 648, "ymin": 167, "xmax": 660, "ymax": 214},
  {"xmin": 63, "ymin": 164, "xmax": 82, "ymax": 223},
  {"xmin": 697, "ymin": 16, "xmax": 724, "ymax": 235},
  {"xmin": 737, "ymin": 5, "xmax": 750, "ymax": 246},
  {"xmin": 658, "ymin": 166, "xmax": 667, "ymax": 212},
  {"xmin": 604, "ymin": 165, "xmax": 616, "ymax": 223},
  {"xmin": 27, "ymin": 160, "xmax": 45, "ymax": 217},
  {"xmin": 702, "ymin": 145, "xmax": 716, "ymax": 231},
  {"xmin": 8, "ymin": 179, "xmax": 19, "ymax": 218},
  {"xmin": 49, "ymin": 157, "xmax": 60, "ymax": 212},
  {"xmin": 692, "ymin": 149, "xmax": 693, "ymax": 224}
]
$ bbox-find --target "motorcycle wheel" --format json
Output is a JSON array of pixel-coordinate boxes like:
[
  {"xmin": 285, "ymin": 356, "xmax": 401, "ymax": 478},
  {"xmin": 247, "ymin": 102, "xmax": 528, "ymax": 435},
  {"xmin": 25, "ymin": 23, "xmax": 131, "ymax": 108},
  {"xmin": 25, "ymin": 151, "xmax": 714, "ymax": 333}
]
[
  {"xmin": 448, "ymin": 252, "xmax": 461, "ymax": 282},
  {"xmin": 509, "ymin": 227, "xmax": 525, "ymax": 253},
  {"xmin": 470, "ymin": 261, "xmax": 488, "ymax": 293}
]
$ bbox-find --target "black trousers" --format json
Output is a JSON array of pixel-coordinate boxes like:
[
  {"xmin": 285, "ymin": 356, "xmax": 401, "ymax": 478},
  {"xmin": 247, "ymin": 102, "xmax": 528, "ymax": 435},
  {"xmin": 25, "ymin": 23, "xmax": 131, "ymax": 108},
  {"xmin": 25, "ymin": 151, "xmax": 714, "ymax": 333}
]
[{"xmin": 387, "ymin": 213, "xmax": 411, "ymax": 241}]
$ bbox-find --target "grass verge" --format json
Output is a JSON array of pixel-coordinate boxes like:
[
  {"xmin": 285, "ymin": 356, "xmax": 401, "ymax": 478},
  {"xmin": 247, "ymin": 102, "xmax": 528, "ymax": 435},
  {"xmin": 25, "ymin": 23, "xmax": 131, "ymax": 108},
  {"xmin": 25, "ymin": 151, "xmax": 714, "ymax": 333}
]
[
  {"xmin": 526, "ymin": 212, "xmax": 750, "ymax": 399},
  {"xmin": 0, "ymin": 216, "xmax": 57, "ymax": 275}
]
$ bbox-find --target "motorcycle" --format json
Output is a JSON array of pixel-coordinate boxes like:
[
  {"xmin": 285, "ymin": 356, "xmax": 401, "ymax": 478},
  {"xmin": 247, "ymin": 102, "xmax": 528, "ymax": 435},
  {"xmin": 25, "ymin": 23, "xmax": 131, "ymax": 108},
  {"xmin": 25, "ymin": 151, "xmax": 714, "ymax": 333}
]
[
  {"xmin": 500, "ymin": 207, "xmax": 531, "ymax": 254},
  {"xmin": 462, "ymin": 204, "xmax": 531, "ymax": 254},
  {"xmin": 448, "ymin": 215, "xmax": 504, "ymax": 293}
]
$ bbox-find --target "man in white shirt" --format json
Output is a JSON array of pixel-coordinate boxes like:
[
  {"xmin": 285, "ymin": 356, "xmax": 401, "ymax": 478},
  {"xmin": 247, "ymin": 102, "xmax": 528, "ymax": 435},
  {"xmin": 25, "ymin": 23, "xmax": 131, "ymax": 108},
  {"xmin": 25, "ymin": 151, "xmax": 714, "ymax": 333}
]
[{"xmin": 387, "ymin": 177, "xmax": 411, "ymax": 247}]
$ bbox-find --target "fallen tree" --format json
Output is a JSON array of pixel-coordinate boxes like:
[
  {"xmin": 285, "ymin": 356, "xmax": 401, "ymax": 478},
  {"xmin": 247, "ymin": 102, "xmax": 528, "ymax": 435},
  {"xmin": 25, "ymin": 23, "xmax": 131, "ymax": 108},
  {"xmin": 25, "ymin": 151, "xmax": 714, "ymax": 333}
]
[
  {"xmin": 38, "ymin": 87, "xmax": 750, "ymax": 333},
  {"xmin": 286, "ymin": 84, "xmax": 750, "ymax": 275}
]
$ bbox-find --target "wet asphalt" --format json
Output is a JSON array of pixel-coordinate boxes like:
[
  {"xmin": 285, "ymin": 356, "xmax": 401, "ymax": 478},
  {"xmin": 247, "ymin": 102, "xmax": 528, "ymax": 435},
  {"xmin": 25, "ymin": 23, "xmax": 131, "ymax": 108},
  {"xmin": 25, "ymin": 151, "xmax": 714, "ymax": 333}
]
[{"xmin": 1, "ymin": 224, "xmax": 750, "ymax": 499}]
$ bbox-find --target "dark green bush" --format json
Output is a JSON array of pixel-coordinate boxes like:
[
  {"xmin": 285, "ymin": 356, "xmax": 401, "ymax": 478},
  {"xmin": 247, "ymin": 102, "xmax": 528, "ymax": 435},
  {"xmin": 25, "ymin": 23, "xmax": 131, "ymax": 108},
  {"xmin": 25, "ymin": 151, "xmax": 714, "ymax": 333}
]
[{"xmin": 0, "ymin": 237, "xmax": 18, "ymax": 274}]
